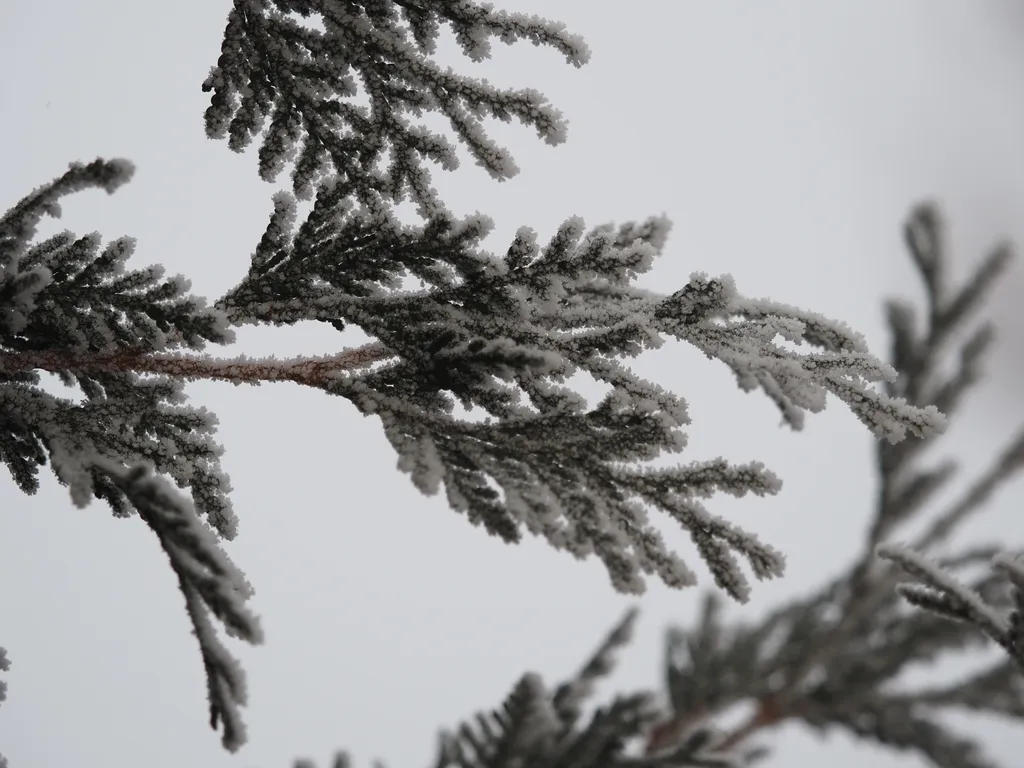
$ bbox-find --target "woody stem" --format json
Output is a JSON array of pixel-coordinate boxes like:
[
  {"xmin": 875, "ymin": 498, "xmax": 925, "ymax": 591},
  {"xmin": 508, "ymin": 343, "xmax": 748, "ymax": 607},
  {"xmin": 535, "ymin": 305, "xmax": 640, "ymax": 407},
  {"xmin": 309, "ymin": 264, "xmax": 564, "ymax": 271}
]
[{"xmin": 0, "ymin": 342, "xmax": 392, "ymax": 388}]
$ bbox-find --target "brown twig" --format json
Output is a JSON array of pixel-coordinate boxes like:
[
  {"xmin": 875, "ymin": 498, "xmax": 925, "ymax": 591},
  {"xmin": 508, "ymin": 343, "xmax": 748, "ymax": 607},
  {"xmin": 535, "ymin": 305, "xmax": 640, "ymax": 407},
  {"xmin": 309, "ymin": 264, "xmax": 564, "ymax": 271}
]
[
  {"xmin": 645, "ymin": 693, "xmax": 792, "ymax": 757},
  {"xmin": 645, "ymin": 707, "xmax": 710, "ymax": 754},
  {"xmin": 0, "ymin": 342, "xmax": 393, "ymax": 388},
  {"xmin": 718, "ymin": 694, "xmax": 789, "ymax": 751}
]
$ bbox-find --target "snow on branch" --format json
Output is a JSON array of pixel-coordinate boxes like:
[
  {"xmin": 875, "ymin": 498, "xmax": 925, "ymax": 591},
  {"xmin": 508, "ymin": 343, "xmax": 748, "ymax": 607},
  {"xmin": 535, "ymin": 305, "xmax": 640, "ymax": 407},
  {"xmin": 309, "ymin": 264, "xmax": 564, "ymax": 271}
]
[
  {"xmin": 1, "ymin": 160, "xmax": 261, "ymax": 749},
  {"xmin": 867, "ymin": 204, "xmax": 1024, "ymax": 675},
  {"xmin": 0, "ymin": 158, "xmax": 133, "ymax": 266},
  {"xmin": 92, "ymin": 457, "xmax": 264, "ymax": 752},
  {"xmin": 0, "ymin": 165, "xmax": 949, "ymax": 761},
  {"xmin": 203, "ymin": 0, "xmax": 589, "ymax": 210},
  {"xmin": 879, "ymin": 545, "xmax": 1024, "ymax": 670},
  {"xmin": 3, "ymin": 8, "xmax": 988, "ymax": 762},
  {"xmin": 215, "ymin": 186, "xmax": 944, "ymax": 601},
  {"xmin": 654, "ymin": 272, "xmax": 943, "ymax": 443},
  {"xmin": 0, "ymin": 159, "xmax": 239, "ymax": 537},
  {"xmin": 195, "ymin": 2, "xmax": 943, "ymax": 602}
]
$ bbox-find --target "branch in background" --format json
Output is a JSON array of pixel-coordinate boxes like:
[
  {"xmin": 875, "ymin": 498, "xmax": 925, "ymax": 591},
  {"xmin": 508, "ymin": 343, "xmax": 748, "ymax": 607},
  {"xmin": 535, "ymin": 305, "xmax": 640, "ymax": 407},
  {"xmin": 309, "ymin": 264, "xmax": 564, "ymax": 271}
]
[
  {"xmin": 203, "ymin": 0, "xmax": 590, "ymax": 212},
  {"xmin": 214, "ymin": 181, "xmax": 943, "ymax": 602},
  {"xmin": 879, "ymin": 546, "xmax": 1024, "ymax": 671},
  {"xmin": 637, "ymin": 203, "xmax": 1024, "ymax": 768},
  {"xmin": 292, "ymin": 609, "xmax": 755, "ymax": 768}
]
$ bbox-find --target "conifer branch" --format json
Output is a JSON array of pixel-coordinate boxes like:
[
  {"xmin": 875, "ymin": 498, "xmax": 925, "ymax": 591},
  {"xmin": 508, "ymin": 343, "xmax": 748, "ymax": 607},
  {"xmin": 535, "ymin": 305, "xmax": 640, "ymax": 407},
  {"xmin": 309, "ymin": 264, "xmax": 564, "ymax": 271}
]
[
  {"xmin": 0, "ymin": 342, "xmax": 390, "ymax": 386},
  {"xmin": 0, "ymin": 155, "xmax": 945, "ymax": 763},
  {"xmin": 293, "ymin": 609, "xmax": 754, "ymax": 768},
  {"xmin": 2, "ymin": 2, "xmax": 994, "ymax": 763},
  {"xmin": 93, "ymin": 457, "xmax": 264, "ymax": 753},
  {"xmin": 638, "ymin": 203, "xmax": 1024, "ymax": 768}
]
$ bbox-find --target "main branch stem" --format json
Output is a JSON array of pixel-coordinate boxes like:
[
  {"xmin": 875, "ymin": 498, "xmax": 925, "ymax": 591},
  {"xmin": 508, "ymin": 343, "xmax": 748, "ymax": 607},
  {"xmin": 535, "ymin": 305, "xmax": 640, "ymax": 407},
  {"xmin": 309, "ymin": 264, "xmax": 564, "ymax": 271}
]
[{"xmin": 0, "ymin": 342, "xmax": 392, "ymax": 387}]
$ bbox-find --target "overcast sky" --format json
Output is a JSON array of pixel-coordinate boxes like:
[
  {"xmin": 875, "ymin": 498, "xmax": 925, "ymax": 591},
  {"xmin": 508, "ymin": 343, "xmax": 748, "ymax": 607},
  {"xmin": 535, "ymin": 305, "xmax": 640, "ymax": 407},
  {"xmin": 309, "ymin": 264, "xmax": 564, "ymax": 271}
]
[{"xmin": 2, "ymin": 2, "xmax": 1024, "ymax": 767}]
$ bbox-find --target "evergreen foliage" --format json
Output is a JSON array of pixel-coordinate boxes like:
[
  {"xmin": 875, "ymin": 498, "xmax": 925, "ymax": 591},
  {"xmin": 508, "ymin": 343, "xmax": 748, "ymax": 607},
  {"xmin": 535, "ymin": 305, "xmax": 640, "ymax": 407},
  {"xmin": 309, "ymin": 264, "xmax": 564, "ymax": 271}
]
[
  {"xmin": 0, "ymin": 2, "xmax": 1017, "ymax": 766},
  {"xmin": 639, "ymin": 204, "xmax": 1024, "ymax": 768},
  {"xmin": 289, "ymin": 203, "xmax": 1024, "ymax": 768}
]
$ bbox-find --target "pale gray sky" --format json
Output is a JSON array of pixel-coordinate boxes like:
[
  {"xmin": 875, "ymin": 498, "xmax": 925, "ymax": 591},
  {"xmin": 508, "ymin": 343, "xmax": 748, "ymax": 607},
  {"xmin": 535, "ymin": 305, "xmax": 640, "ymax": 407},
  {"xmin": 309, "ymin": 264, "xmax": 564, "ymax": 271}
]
[{"xmin": 2, "ymin": 2, "xmax": 1024, "ymax": 767}]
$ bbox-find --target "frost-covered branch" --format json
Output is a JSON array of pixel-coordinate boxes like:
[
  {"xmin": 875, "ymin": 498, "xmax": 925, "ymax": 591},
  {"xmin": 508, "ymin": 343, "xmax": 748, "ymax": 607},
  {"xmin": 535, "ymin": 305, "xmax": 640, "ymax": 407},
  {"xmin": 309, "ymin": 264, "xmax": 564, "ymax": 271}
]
[
  {"xmin": 0, "ymin": 341, "xmax": 390, "ymax": 386},
  {"xmin": 1, "ymin": 2, "xmax": 969, "ymax": 761},
  {"xmin": 870, "ymin": 206, "xmax": 1024, "ymax": 672},
  {"xmin": 878, "ymin": 545, "xmax": 1024, "ymax": 670},
  {"xmin": 93, "ymin": 457, "xmax": 264, "ymax": 752},
  {"xmin": 203, "ymin": 0, "xmax": 590, "ymax": 212},
  {"xmin": 3, "ymin": 158, "xmax": 944, "ymax": 613},
  {"xmin": 0, "ymin": 159, "xmax": 259, "ymax": 750},
  {"xmin": 0, "ymin": 162, "xmax": 238, "ymax": 535},
  {"xmin": 213, "ymin": 188, "xmax": 942, "ymax": 601}
]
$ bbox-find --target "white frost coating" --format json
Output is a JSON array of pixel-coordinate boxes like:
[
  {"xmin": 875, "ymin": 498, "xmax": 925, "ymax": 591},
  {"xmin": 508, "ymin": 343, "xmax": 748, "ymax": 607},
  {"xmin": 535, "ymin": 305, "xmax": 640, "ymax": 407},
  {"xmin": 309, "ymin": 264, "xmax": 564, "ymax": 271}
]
[
  {"xmin": 878, "ymin": 543, "xmax": 1010, "ymax": 638},
  {"xmin": 84, "ymin": 457, "xmax": 262, "ymax": 751},
  {"xmin": 205, "ymin": 0, "xmax": 585, "ymax": 200}
]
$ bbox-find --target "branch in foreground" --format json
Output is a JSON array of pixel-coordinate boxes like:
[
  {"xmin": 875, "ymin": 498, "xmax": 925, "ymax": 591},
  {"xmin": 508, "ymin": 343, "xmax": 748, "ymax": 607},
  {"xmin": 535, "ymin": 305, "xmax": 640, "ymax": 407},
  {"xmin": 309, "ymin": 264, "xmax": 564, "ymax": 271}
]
[
  {"xmin": 215, "ymin": 187, "xmax": 945, "ymax": 601},
  {"xmin": 1, "ymin": 159, "xmax": 947, "ymax": 759},
  {"xmin": 196, "ymin": 0, "xmax": 946, "ymax": 601},
  {"xmin": 4, "ymin": 159, "xmax": 946, "ymax": 606},
  {"xmin": 93, "ymin": 457, "xmax": 264, "ymax": 752},
  {"xmin": 1, "ymin": 158, "xmax": 258, "ymax": 750},
  {"xmin": 204, "ymin": 0, "xmax": 590, "ymax": 211},
  {"xmin": 0, "ymin": 342, "xmax": 391, "ymax": 387}
]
